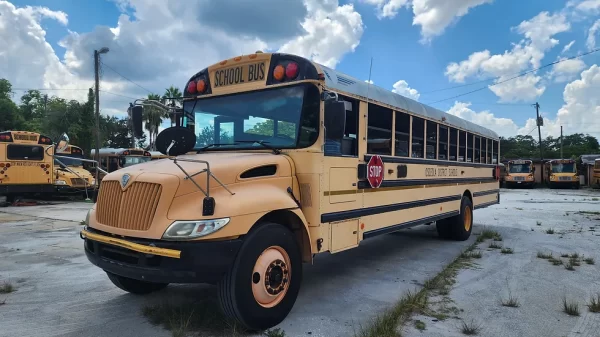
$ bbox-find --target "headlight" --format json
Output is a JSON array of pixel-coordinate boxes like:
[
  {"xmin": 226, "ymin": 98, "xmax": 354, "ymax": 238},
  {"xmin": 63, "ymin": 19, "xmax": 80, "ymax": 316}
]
[
  {"xmin": 162, "ymin": 218, "xmax": 230, "ymax": 240},
  {"xmin": 55, "ymin": 179, "xmax": 67, "ymax": 185}
]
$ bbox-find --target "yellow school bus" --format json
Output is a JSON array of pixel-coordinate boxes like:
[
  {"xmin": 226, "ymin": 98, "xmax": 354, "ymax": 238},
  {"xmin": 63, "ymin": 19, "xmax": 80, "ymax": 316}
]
[
  {"xmin": 0, "ymin": 131, "xmax": 55, "ymax": 200},
  {"xmin": 54, "ymin": 145, "xmax": 97, "ymax": 194},
  {"xmin": 593, "ymin": 159, "xmax": 600, "ymax": 187},
  {"xmin": 505, "ymin": 159, "xmax": 535, "ymax": 188},
  {"xmin": 545, "ymin": 159, "xmax": 579, "ymax": 189},
  {"xmin": 89, "ymin": 148, "xmax": 152, "ymax": 181},
  {"xmin": 81, "ymin": 52, "xmax": 500, "ymax": 330}
]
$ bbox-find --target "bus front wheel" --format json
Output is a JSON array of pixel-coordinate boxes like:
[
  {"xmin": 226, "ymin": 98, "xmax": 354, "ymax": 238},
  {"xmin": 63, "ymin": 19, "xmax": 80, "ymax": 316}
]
[
  {"xmin": 106, "ymin": 272, "xmax": 168, "ymax": 294},
  {"xmin": 436, "ymin": 196, "xmax": 473, "ymax": 241},
  {"xmin": 218, "ymin": 222, "xmax": 302, "ymax": 331}
]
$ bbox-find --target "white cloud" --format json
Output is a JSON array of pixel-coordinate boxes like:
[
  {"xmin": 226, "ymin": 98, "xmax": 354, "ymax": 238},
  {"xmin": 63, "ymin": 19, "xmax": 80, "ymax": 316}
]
[
  {"xmin": 574, "ymin": 0, "xmax": 600, "ymax": 12},
  {"xmin": 549, "ymin": 58, "xmax": 586, "ymax": 83},
  {"xmin": 562, "ymin": 40, "xmax": 576, "ymax": 54},
  {"xmin": 278, "ymin": 0, "xmax": 364, "ymax": 68},
  {"xmin": 391, "ymin": 80, "xmax": 420, "ymax": 100},
  {"xmin": 1, "ymin": 0, "xmax": 364, "ymax": 122},
  {"xmin": 445, "ymin": 11, "xmax": 570, "ymax": 101},
  {"xmin": 447, "ymin": 101, "xmax": 519, "ymax": 137},
  {"xmin": 365, "ymin": 0, "xmax": 492, "ymax": 41},
  {"xmin": 586, "ymin": 19, "xmax": 600, "ymax": 50}
]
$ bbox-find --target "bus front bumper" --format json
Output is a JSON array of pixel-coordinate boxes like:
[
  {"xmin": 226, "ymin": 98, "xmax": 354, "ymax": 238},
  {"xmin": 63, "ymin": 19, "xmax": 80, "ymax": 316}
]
[{"xmin": 81, "ymin": 228, "xmax": 243, "ymax": 284}]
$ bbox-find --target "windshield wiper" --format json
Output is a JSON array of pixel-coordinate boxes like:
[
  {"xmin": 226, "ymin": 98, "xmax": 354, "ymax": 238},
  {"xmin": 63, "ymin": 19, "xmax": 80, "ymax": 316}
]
[
  {"xmin": 235, "ymin": 140, "xmax": 281, "ymax": 155},
  {"xmin": 196, "ymin": 143, "xmax": 239, "ymax": 153}
]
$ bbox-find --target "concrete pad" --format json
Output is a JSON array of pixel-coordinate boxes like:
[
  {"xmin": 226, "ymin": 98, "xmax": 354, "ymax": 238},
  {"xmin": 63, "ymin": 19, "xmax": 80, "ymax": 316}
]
[{"xmin": 404, "ymin": 187, "xmax": 600, "ymax": 337}]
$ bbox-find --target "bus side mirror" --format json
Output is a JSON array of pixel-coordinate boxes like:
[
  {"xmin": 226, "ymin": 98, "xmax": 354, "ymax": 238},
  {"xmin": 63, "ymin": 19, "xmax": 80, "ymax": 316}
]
[
  {"xmin": 129, "ymin": 105, "xmax": 144, "ymax": 138},
  {"xmin": 324, "ymin": 101, "xmax": 346, "ymax": 141},
  {"xmin": 56, "ymin": 133, "xmax": 70, "ymax": 153}
]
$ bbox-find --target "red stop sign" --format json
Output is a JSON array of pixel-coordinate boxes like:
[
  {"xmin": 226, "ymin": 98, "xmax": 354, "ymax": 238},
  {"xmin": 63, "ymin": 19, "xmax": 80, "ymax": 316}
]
[{"xmin": 367, "ymin": 155, "xmax": 384, "ymax": 188}]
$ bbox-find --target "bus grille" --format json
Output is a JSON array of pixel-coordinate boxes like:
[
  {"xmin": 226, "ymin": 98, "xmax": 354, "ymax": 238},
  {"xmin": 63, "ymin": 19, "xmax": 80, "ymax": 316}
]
[
  {"xmin": 70, "ymin": 178, "xmax": 87, "ymax": 186},
  {"xmin": 96, "ymin": 181, "xmax": 162, "ymax": 231}
]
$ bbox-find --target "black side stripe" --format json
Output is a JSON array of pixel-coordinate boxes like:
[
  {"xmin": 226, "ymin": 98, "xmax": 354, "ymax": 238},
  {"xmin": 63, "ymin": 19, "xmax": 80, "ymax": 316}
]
[
  {"xmin": 362, "ymin": 211, "xmax": 459, "ymax": 239},
  {"xmin": 357, "ymin": 177, "xmax": 497, "ymax": 190},
  {"xmin": 473, "ymin": 189, "xmax": 500, "ymax": 197},
  {"xmin": 321, "ymin": 195, "xmax": 461, "ymax": 223},
  {"xmin": 474, "ymin": 200, "xmax": 499, "ymax": 210},
  {"xmin": 364, "ymin": 155, "xmax": 497, "ymax": 168}
]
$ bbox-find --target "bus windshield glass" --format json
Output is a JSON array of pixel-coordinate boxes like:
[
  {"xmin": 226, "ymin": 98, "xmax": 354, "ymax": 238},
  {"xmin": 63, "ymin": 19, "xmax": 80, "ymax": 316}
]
[
  {"xmin": 185, "ymin": 84, "xmax": 319, "ymax": 151},
  {"xmin": 55, "ymin": 154, "xmax": 84, "ymax": 167},
  {"xmin": 509, "ymin": 164, "xmax": 531, "ymax": 173},
  {"xmin": 122, "ymin": 156, "xmax": 151, "ymax": 167},
  {"xmin": 552, "ymin": 163, "xmax": 575, "ymax": 173}
]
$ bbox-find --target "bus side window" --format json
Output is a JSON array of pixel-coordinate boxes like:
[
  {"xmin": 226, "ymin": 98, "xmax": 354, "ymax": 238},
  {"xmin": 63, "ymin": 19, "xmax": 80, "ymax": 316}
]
[
  {"xmin": 324, "ymin": 101, "xmax": 346, "ymax": 156},
  {"xmin": 412, "ymin": 116, "xmax": 425, "ymax": 158},
  {"xmin": 394, "ymin": 111, "xmax": 410, "ymax": 157},
  {"xmin": 367, "ymin": 103, "xmax": 392, "ymax": 156},
  {"xmin": 340, "ymin": 95, "xmax": 358, "ymax": 156},
  {"xmin": 466, "ymin": 132, "xmax": 474, "ymax": 162}
]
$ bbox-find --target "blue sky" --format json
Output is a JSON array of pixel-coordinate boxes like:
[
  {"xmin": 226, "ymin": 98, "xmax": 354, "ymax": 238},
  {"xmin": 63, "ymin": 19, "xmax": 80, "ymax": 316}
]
[{"xmin": 2, "ymin": 0, "xmax": 600, "ymax": 138}]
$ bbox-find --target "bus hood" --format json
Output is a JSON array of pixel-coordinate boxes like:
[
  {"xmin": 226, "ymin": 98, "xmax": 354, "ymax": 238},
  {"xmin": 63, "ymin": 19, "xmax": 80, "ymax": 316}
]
[{"xmin": 102, "ymin": 152, "xmax": 293, "ymax": 197}]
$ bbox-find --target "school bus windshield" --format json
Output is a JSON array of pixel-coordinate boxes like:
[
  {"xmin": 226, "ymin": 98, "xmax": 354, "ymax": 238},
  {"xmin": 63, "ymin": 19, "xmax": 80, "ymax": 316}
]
[
  {"xmin": 122, "ymin": 156, "xmax": 151, "ymax": 167},
  {"xmin": 509, "ymin": 164, "xmax": 531, "ymax": 173},
  {"xmin": 185, "ymin": 84, "xmax": 319, "ymax": 151},
  {"xmin": 551, "ymin": 162, "xmax": 575, "ymax": 173},
  {"xmin": 55, "ymin": 154, "xmax": 84, "ymax": 167}
]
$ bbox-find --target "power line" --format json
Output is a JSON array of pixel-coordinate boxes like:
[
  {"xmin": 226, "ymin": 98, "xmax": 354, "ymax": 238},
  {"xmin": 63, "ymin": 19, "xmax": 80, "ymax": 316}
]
[
  {"xmin": 100, "ymin": 61, "xmax": 154, "ymax": 94},
  {"xmin": 425, "ymin": 47, "xmax": 600, "ymax": 105},
  {"xmin": 98, "ymin": 89, "xmax": 139, "ymax": 100},
  {"xmin": 13, "ymin": 88, "xmax": 89, "ymax": 91}
]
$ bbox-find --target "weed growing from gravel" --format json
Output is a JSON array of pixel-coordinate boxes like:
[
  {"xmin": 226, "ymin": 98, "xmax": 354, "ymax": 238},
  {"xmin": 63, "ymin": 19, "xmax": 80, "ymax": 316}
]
[
  {"xmin": 563, "ymin": 297, "xmax": 580, "ymax": 316},
  {"xmin": 587, "ymin": 294, "xmax": 600, "ymax": 313},
  {"xmin": 460, "ymin": 320, "xmax": 481, "ymax": 335}
]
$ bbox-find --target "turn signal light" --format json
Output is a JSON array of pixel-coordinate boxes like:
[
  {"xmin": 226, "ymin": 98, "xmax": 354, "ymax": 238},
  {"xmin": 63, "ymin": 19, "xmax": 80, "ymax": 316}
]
[
  {"xmin": 273, "ymin": 65, "xmax": 285, "ymax": 81},
  {"xmin": 0, "ymin": 163, "xmax": 4, "ymax": 168},
  {"xmin": 196, "ymin": 79, "xmax": 206, "ymax": 93}
]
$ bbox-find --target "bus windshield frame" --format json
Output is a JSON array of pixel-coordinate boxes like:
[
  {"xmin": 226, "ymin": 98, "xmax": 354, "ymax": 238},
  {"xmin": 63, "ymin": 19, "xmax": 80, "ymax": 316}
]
[
  {"xmin": 551, "ymin": 162, "xmax": 575, "ymax": 173},
  {"xmin": 508, "ymin": 163, "xmax": 532, "ymax": 174},
  {"xmin": 184, "ymin": 83, "xmax": 320, "ymax": 152}
]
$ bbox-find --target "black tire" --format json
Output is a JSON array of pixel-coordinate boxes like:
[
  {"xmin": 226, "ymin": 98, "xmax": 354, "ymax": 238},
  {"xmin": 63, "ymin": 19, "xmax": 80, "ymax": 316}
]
[
  {"xmin": 218, "ymin": 222, "xmax": 302, "ymax": 331},
  {"xmin": 436, "ymin": 196, "xmax": 473, "ymax": 241},
  {"xmin": 106, "ymin": 272, "xmax": 168, "ymax": 295}
]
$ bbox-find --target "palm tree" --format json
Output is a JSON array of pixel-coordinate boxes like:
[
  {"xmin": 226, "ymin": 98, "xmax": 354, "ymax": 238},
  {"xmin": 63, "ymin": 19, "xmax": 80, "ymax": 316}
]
[
  {"xmin": 163, "ymin": 85, "xmax": 183, "ymax": 128},
  {"xmin": 144, "ymin": 93, "xmax": 163, "ymax": 150}
]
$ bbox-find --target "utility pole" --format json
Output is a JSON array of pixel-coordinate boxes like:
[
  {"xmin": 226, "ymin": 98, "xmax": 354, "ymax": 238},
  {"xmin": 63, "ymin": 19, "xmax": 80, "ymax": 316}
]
[
  {"xmin": 534, "ymin": 102, "xmax": 543, "ymax": 184},
  {"xmin": 560, "ymin": 125, "xmax": 563, "ymax": 159},
  {"xmin": 94, "ymin": 48, "xmax": 109, "ymax": 199}
]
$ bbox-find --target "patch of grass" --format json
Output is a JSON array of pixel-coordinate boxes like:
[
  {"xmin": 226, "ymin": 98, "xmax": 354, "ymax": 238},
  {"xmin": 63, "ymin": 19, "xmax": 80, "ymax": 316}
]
[
  {"xmin": 501, "ymin": 295, "xmax": 520, "ymax": 308},
  {"xmin": 142, "ymin": 295, "xmax": 246, "ymax": 337},
  {"xmin": 565, "ymin": 260, "xmax": 576, "ymax": 271},
  {"xmin": 0, "ymin": 282, "xmax": 15, "ymax": 294},
  {"xmin": 546, "ymin": 228, "xmax": 555, "ymax": 234},
  {"xmin": 570, "ymin": 258, "xmax": 581, "ymax": 267},
  {"xmin": 414, "ymin": 320, "xmax": 426, "ymax": 331},
  {"xmin": 536, "ymin": 221, "xmax": 542, "ymax": 226},
  {"xmin": 462, "ymin": 250, "xmax": 482, "ymax": 259},
  {"xmin": 587, "ymin": 294, "xmax": 600, "ymax": 313},
  {"xmin": 501, "ymin": 247, "xmax": 514, "ymax": 254},
  {"xmin": 357, "ymin": 243, "xmax": 478, "ymax": 337},
  {"xmin": 561, "ymin": 253, "xmax": 569, "ymax": 258},
  {"xmin": 579, "ymin": 211, "xmax": 600, "ymax": 215},
  {"xmin": 592, "ymin": 198, "xmax": 599, "ymax": 201},
  {"xmin": 569, "ymin": 253, "xmax": 580, "ymax": 259},
  {"xmin": 460, "ymin": 320, "xmax": 481, "ymax": 335},
  {"xmin": 584, "ymin": 257, "xmax": 595, "ymax": 265},
  {"xmin": 476, "ymin": 229, "xmax": 501, "ymax": 243},
  {"xmin": 489, "ymin": 242, "xmax": 502, "ymax": 249},
  {"xmin": 563, "ymin": 297, "xmax": 580, "ymax": 316},
  {"xmin": 549, "ymin": 258, "xmax": 563, "ymax": 266},
  {"xmin": 264, "ymin": 328, "xmax": 286, "ymax": 337},
  {"xmin": 537, "ymin": 251, "xmax": 553, "ymax": 259}
]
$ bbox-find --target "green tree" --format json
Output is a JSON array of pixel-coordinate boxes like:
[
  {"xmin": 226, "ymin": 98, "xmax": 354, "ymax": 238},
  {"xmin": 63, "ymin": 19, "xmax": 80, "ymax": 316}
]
[
  {"xmin": 246, "ymin": 119, "xmax": 296, "ymax": 138},
  {"xmin": 163, "ymin": 85, "xmax": 182, "ymax": 108},
  {"xmin": 0, "ymin": 79, "xmax": 24, "ymax": 131},
  {"xmin": 196, "ymin": 125, "xmax": 232, "ymax": 147},
  {"xmin": 144, "ymin": 93, "xmax": 163, "ymax": 149}
]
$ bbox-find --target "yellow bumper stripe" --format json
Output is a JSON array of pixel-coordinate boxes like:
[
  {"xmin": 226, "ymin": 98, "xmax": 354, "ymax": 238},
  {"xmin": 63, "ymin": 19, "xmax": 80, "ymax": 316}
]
[{"xmin": 81, "ymin": 229, "xmax": 181, "ymax": 259}]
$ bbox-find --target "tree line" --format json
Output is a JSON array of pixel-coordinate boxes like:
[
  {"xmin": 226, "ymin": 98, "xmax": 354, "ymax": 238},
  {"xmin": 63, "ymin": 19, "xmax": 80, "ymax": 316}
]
[
  {"xmin": 0, "ymin": 78, "xmax": 184, "ymax": 157},
  {"xmin": 500, "ymin": 134, "xmax": 599, "ymax": 160}
]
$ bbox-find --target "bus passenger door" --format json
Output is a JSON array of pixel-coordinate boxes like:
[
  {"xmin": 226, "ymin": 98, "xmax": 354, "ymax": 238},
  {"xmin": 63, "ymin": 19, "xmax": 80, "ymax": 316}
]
[{"xmin": 323, "ymin": 96, "xmax": 361, "ymax": 252}]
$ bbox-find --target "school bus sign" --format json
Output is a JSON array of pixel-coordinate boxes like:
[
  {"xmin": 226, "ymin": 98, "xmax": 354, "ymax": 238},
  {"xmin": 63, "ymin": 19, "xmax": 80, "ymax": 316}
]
[{"xmin": 367, "ymin": 155, "xmax": 384, "ymax": 188}]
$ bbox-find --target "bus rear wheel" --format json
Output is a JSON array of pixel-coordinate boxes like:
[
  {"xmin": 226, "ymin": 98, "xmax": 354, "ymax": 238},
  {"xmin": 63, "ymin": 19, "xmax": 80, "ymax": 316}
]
[
  {"xmin": 217, "ymin": 222, "xmax": 302, "ymax": 331},
  {"xmin": 436, "ymin": 196, "xmax": 473, "ymax": 241},
  {"xmin": 106, "ymin": 272, "xmax": 168, "ymax": 294}
]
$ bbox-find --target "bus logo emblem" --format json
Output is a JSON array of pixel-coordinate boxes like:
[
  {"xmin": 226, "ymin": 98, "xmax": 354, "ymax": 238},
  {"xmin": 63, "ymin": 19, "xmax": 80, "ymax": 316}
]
[{"xmin": 121, "ymin": 174, "xmax": 130, "ymax": 188}]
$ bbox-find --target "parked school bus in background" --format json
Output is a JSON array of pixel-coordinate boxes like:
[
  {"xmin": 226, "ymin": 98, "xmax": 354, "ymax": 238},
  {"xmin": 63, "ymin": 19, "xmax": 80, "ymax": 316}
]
[
  {"xmin": 498, "ymin": 162, "xmax": 506, "ymax": 187},
  {"xmin": 89, "ymin": 148, "xmax": 152, "ymax": 182},
  {"xmin": 0, "ymin": 131, "xmax": 54, "ymax": 201},
  {"xmin": 594, "ymin": 159, "xmax": 600, "ymax": 187},
  {"xmin": 54, "ymin": 144, "xmax": 97, "ymax": 195},
  {"xmin": 545, "ymin": 159, "xmax": 579, "ymax": 189},
  {"xmin": 81, "ymin": 52, "xmax": 501, "ymax": 330},
  {"xmin": 505, "ymin": 159, "xmax": 535, "ymax": 188}
]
